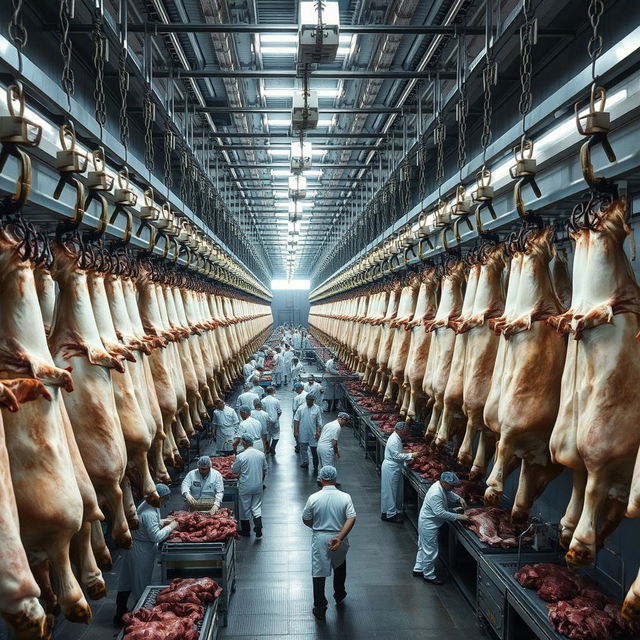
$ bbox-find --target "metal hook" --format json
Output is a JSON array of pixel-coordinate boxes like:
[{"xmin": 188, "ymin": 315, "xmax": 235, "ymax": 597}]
[{"xmin": 510, "ymin": 138, "xmax": 542, "ymax": 217}]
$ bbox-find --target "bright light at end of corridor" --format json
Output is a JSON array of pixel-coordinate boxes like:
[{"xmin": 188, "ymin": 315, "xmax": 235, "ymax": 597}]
[{"xmin": 271, "ymin": 279, "xmax": 311, "ymax": 290}]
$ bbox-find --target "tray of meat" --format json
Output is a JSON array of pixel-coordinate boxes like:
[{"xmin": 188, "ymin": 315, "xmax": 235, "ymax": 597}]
[
  {"xmin": 369, "ymin": 414, "xmax": 398, "ymax": 435},
  {"xmin": 494, "ymin": 558, "xmax": 640, "ymax": 640},
  {"xmin": 357, "ymin": 396, "xmax": 396, "ymax": 414},
  {"xmin": 118, "ymin": 578, "xmax": 222, "ymax": 640},
  {"xmin": 210, "ymin": 455, "xmax": 239, "ymax": 480},
  {"xmin": 166, "ymin": 509, "xmax": 238, "ymax": 543},
  {"xmin": 457, "ymin": 507, "xmax": 534, "ymax": 552}
]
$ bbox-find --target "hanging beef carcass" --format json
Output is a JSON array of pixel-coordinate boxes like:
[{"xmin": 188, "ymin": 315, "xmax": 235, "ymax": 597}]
[
  {"xmin": 484, "ymin": 226, "xmax": 566, "ymax": 522},
  {"xmin": 456, "ymin": 243, "xmax": 507, "ymax": 479},
  {"xmin": 362, "ymin": 291, "xmax": 389, "ymax": 387},
  {"xmin": 49, "ymin": 240, "xmax": 132, "ymax": 551},
  {"xmin": 384, "ymin": 279, "xmax": 419, "ymax": 407},
  {"xmin": 399, "ymin": 268, "xmax": 439, "ymax": 420},
  {"xmin": 355, "ymin": 292, "xmax": 378, "ymax": 374},
  {"xmin": 549, "ymin": 200, "xmax": 640, "ymax": 567},
  {"xmin": 432, "ymin": 259, "xmax": 481, "ymax": 452},
  {"xmin": 371, "ymin": 285, "xmax": 401, "ymax": 394},
  {"xmin": 0, "ymin": 229, "xmax": 95, "ymax": 623},
  {"xmin": 0, "ymin": 379, "xmax": 52, "ymax": 640},
  {"xmin": 422, "ymin": 260, "xmax": 465, "ymax": 444}
]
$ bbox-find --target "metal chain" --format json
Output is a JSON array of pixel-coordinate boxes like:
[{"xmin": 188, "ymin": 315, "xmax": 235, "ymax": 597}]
[
  {"xmin": 518, "ymin": 0, "xmax": 536, "ymax": 131},
  {"xmin": 143, "ymin": 85, "xmax": 155, "ymax": 173},
  {"xmin": 434, "ymin": 112, "xmax": 446, "ymax": 188},
  {"xmin": 179, "ymin": 145, "xmax": 188, "ymax": 202},
  {"xmin": 92, "ymin": 11, "xmax": 107, "ymax": 136},
  {"xmin": 417, "ymin": 140, "xmax": 427, "ymax": 199},
  {"xmin": 59, "ymin": 0, "xmax": 75, "ymax": 111},
  {"xmin": 118, "ymin": 45, "xmax": 130, "ymax": 159},
  {"xmin": 8, "ymin": 0, "xmax": 27, "ymax": 73},
  {"xmin": 481, "ymin": 56, "xmax": 496, "ymax": 164},
  {"xmin": 587, "ymin": 0, "xmax": 604, "ymax": 81},
  {"xmin": 456, "ymin": 82, "xmax": 467, "ymax": 174},
  {"xmin": 164, "ymin": 122, "xmax": 174, "ymax": 191}
]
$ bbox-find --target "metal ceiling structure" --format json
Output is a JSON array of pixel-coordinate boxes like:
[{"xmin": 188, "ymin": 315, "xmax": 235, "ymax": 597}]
[{"xmin": 0, "ymin": 0, "xmax": 636, "ymax": 289}]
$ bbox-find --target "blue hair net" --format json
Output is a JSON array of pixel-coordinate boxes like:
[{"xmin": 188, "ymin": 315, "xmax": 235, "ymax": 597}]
[
  {"xmin": 441, "ymin": 471, "xmax": 460, "ymax": 485},
  {"xmin": 197, "ymin": 455, "xmax": 211, "ymax": 468},
  {"xmin": 318, "ymin": 465, "xmax": 337, "ymax": 481},
  {"xmin": 155, "ymin": 483, "xmax": 171, "ymax": 497},
  {"xmin": 394, "ymin": 421, "xmax": 407, "ymax": 431}
]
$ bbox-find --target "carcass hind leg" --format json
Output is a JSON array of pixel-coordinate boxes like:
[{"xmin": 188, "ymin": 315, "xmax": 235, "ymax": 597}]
[
  {"xmin": 120, "ymin": 477, "xmax": 138, "ymax": 532},
  {"xmin": 46, "ymin": 538, "xmax": 91, "ymax": 624},
  {"xmin": 1, "ymin": 596, "xmax": 50, "ymax": 640},
  {"xmin": 149, "ymin": 434, "xmax": 171, "ymax": 484},
  {"xmin": 382, "ymin": 375, "xmax": 395, "ymax": 404},
  {"xmin": 485, "ymin": 437, "xmax": 517, "ymax": 506},
  {"xmin": 559, "ymin": 468, "xmax": 587, "ymax": 549},
  {"xmin": 181, "ymin": 404, "xmax": 196, "ymax": 439},
  {"xmin": 622, "ymin": 569, "xmax": 640, "ymax": 622},
  {"xmin": 457, "ymin": 412, "xmax": 480, "ymax": 468},
  {"xmin": 104, "ymin": 481, "xmax": 132, "ymax": 548},
  {"xmin": 566, "ymin": 470, "xmax": 608, "ymax": 568},
  {"xmin": 90, "ymin": 521, "xmax": 112, "ymax": 570},
  {"xmin": 470, "ymin": 429, "xmax": 496, "ymax": 482},
  {"xmin": 512, "ymin": 459, "xmax": 563, "ymax": 524},
  {"xmin": 399, "ymin": 382, "xmax": 410, "ymax": 417},
  {"xmin": 128, "ymin": 448, "xmax": 160, "ymax": 507},
  {"xmin": 424, "ymin": 397, "xmax": 442, "ymax": 445},
  {"xmin": 173, "ymin": 413, "xmax": 190, "ymax": 449},
  {"xmin": 70, "ymin": 522, "xmax": 106, "ymax": 600},
  {"xmin": 29, "ymin": 555, "xmax": 58, "ymax": 615}
]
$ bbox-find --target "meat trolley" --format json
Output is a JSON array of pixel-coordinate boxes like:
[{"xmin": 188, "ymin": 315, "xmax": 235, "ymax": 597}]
[
  {"xmin": 115, "ymin": 584, "xmax": 220, "ymax": 640},
  {"xmin": 159, "ymin": 537, "xmax": 236, "ymax": 627}
]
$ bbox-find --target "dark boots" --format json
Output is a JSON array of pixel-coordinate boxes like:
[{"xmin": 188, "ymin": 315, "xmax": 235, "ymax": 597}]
[
  {"xmin": 113, "ymin": 590, "xmax": 130, "ymax": 627},
  {"xmin": 239, "ymin": 520, "xmax": 251, "ymax": 537},
  {"xmin": 270, "ymin": 439, "xmax": 278, "ymax": 454},
  {"xmin": 254, "ymin": 516, "xmax": 263, "ymax": 538}
]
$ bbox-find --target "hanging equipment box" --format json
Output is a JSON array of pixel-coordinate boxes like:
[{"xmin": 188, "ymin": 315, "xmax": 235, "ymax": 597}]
[
  {"xmin": 298, "ymin": 2, "xmax": 340, "ymax": 64},
  {"xmin": 292, "ymin": 90, "xmax": 319, "ymax": 130}
]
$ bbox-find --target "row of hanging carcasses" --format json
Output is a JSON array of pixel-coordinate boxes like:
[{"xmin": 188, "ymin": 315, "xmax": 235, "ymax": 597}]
[
  {"xmin": 309, "ymin": 200, "xmax": 640, "ymax": 620},
  {"xmin": 0, "ymin": 221, "xmax": 272, "ymax": 639}
]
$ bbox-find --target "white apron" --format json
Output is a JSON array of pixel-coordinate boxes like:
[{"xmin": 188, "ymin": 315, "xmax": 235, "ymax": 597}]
[{"xmin": 311, "ymin": 530, "xmax": 349, "ymax": 578}]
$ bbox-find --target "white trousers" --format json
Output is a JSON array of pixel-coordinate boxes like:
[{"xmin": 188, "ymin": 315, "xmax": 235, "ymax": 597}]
[
  {"xmin": 380, "ymin": 460, "xmax": 403, "ymax": 517},
  {"xmin": 268, "ymin": 419, "xmax": 280, "ymax": 441},
  {"xmin": 274, "ymin": 372, "xmax": 283, "ymax": 385},
  {"xmin": 317, "ymin": 443, "xmax": 335, "ymax": 476},
  {"xmin": 239, "ymin": 490, "xmax": 263, "ymax": 520},
  {"xmin": 413, "ymin": 524, "xmax": 439, "ymax": 579}
]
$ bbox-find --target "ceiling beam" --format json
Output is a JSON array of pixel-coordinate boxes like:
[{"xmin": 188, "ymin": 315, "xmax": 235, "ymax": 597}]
[
  {"xmin": 190, "ymin": 132, "xmax": 409, "ymax": 139},
  {"xmin": 154, "ymin": 69, "xmax": 455, "ymax": 80},
  {"xmin": 227, "ymin": 163, "xmax": 368, "ymax": 169},
  {"xmin": 210, "ymin": 144, "xmax": 382, "ymax": 151},
  {"xmin": 170, "ymin": 106, "xmax": 403, "ymax": 114}
]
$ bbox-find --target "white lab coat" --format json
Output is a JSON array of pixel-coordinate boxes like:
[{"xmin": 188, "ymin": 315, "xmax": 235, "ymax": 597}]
[
  {"xmin": 250, "ymin": 384, "xmax": 265, "ymax": 400},
  {"xmin": 283, "ymin": 349, "xmax": 294, "ymax": 376},
  {"xmin": 294, "ymin": 404, "xmax": 322, "ymax": 444},
  {"xmin": 290, "ymin": 362, "xmax": 304, "ymax": 385},
  {"xmin": 292, "ymin": 391, "xmax": 308, "ymax": 415},
  {"xmin": 243, "ymin": 362, "xmax": 256, "ymax": 380},
  {"xmin": 317, "ymin": 420, "xmax": 341, "ymax": 472},
  {"xmin": 237, "ymin": 391, "xmax": 259, "ymax": 413},
  {"xmin": 380, "ymin": 431, "xmax": 413, "ymax": 517},
  {"xmin": 181, "ymin": 468, "xmax": 224, "ymax": 504},
  {"xmin": 302, "ymin": 486, "xmax": 356, "ymax": 577},
  {"xmin": 118, "ymin": 502, "xmax": 174, "ymax": 600},
  {"xmin": 212, "ymin": 404, "xmax": 240, "ymax": 453},
  {"xmin": 239, "ymin": 416, "xmax": 266, "ymax": 452},
  {"xmin": 262, "ymin": 394, "xmax": 282, "ymax": 440},
  {"xmin": 413, "ymin": 481, "xmax": 462, "ymax": 579},
  {"xmin": 232, "ymin": 447, "xmax": 268, "ymax": 519}
]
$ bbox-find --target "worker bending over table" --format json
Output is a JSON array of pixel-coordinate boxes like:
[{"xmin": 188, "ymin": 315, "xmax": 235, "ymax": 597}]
[{"xmin": 181, "ymin": 455, "xmax": 224, "ymax": 513}]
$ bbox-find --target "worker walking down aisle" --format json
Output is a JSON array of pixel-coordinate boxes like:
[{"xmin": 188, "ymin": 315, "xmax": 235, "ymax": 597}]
[
  {"xmin": 381, "ymin": 422, "xmax": 418, "ymax": 523},
  {"xmin": 233, "ymin": 434, "xmax": 268, "ymax": 539},
  {"xmin": 317, "ymin": 412, "xmax": 350, "ymax": 483}
]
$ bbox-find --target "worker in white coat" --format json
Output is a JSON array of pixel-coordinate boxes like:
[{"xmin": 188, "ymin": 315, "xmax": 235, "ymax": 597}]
[
  {"xmin": 316, "ymin": 413, "xmax": 350, "ymax": 483},
  {"xmin": 294, "ymin": 392, "xmax": 323, "ymax": 471},
  {"xmin": 212, "ymin": 398, "xmax": 240, "ymax": 454},
  {"xmin": 261, "ymin": 386, "xmax": 282, "ymax": 455},
  {"xmin": 181, "ymin": 456, "xmax": 224, "ymax": 512},
  {"xmin": 283, "ymin": 344, "xmax": 294, "ymax": 385},
  {"xmin": 234, "ymin": 405, "xmax": 269, "ymax": 453},
  {"xmin": 250, "ymin": 375, "xmax": 265, "ymax": 399},
  {"xmin": 380, "ymin": 422, "xmax": 419, "ymax": 523},
  {"xmin": 302, "ymin": 466, "xmax": 357, "ymax": 620},
  {"xmin": 237, "ymin": 383, "xmax": 259, "ymax": 415},
  {"xmin": 232, "ymin": 433, "xmax": 268, "ymax": 538},
  {"xmin": 114, "ymin": 483, "xmax": 178, "ymax": 624},
  {"xmin": 290, "ymin": 357, "xmax": 304, "ymax": 387},
  {"xmin": 292, "ymin": 382, "xmax": 307, "ymax": 454},
  {"xmin": 323, "ymin": 356, "xmax": 344, "ymax": 412},
  {"xmin": 414, "ymin": 471, "xmax": 469, "ymax": 584},
  {"xmin": 273, "ymin": 347, "xmax": 285, "ymax": 387},
  {"xmin": 304, "ymin": 374, "xmax": 324, "ymax": 411},
  {"xmin": 243, "ymin": 358, "xmax": 256, "ymax": 381}
]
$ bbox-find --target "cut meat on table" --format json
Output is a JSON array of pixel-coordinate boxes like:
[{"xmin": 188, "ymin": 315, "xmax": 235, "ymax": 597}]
[
  {"xmin": 464, "ymin": 507, "xmax": 529, "ymax": 548},
  {"xmin": 210, "ymin": 455, "xmax": 239, "ymax": 479},
  {"xmin": 167, "ymin": 510, "xmax": 238, "ymax": 543},
  {"xmin": 156, "ymin": 577, "xmax": 223, "ymax": 605}
]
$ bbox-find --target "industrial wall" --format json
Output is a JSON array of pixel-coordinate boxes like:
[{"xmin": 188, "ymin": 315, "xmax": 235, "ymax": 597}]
[{"xmin": 270, "ymin": 289, "xmax": 310, "ymax": 327}]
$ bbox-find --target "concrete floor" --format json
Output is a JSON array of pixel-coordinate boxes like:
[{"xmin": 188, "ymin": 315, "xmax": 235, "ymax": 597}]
[{"xmin": 1, "ymin": 360, "xmax": 479, "ymax": 640}]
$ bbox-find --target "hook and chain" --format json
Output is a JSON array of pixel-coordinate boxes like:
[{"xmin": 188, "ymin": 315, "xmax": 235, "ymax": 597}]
[
  {"xmin": 456, "ymin": 37, "xmax": 468, "ymax": 178},
  {"xmin": 481, "ymin": 57, "xmax": 496, "ymax": 165},
  {"xmin": 58, "ymin": 0, "xmax": 75, "ymax": 112},
  {"xmin": 164, "ymin": 122, "xmax": 174, "ymax": 192},
  {"xmin": 8, "ymin": 0, "xmax": 27, "ymax": 74},
  {"xmin": 434, "ymin": 112, "xmax": 446, "ymax": 191},
  {"xmin": 92, "ymin": 8, "xmax": 107, "ymax": 138}
]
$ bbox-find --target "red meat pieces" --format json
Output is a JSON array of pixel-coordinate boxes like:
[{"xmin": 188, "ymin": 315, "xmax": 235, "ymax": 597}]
[
  {"xmin": 156, "ymin": 577, "xmax": 223, "ymax": 605},
  {"xmin": 209, "ymin": 455, "xmax": 239, "ymax": 479},
  {"xmin": 167, "ymin": 510, "xmax": 238, "ymax": 543},
  {"xmin": 464, "ymin": 508, "xmax": 528, "ymax": 548}
]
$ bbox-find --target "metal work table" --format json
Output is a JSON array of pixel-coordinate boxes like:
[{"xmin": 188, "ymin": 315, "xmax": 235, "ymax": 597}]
[
  {"xmin": 116, "ymin": 584, "xmax": 220, "ymax": 640},
  {"xmin": 160, "ymin": 537, "xmax": 236, "ymax": 626}
]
